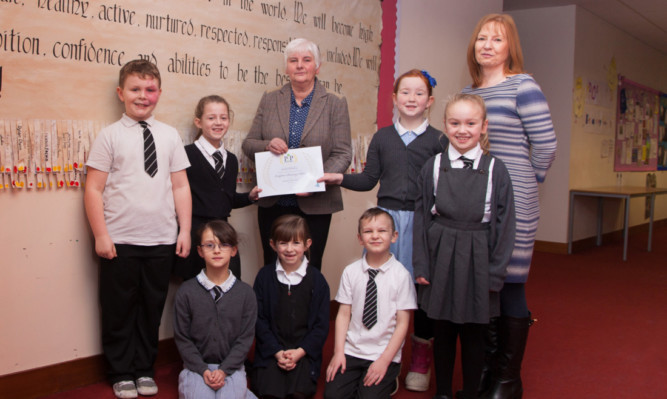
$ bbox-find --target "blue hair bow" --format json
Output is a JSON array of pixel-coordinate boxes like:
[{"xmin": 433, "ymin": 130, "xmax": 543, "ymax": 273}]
[{"xmin": 421, "ymin": 70, "xmax": 437, "ymax": 88}]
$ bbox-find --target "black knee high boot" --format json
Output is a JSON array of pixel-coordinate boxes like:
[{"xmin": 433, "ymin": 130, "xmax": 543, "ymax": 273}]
[
  {"xmin": 481, "ymin": 315, "xmax": 532, "ymax": 399},
  {"xmin": 479, "ymin": 317, "xmax": 500, "ymax": 394}
]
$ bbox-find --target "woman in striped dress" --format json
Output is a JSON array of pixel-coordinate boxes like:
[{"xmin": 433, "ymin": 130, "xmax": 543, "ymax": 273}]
[{"xmin": 461, "ymin": 14, "xmax": 557, "ymax": 399}]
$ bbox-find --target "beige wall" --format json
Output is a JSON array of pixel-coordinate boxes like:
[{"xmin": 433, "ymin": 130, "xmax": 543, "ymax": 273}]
[
  {"xmin": 0, "ymin": 191, "xmax": 100, "ymax": 371},
  {"xmin": 508, "ymin": 6, "xmax": 576, "ymax": 243}
]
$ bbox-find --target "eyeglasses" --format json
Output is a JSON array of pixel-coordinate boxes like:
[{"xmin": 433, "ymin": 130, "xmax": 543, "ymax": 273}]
[{"xmin": 199, "ymin": 243, "xmax": 233, "ymax": 252}]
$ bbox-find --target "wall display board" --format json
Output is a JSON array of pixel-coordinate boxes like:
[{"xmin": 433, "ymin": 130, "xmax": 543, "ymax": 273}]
[
  {"xmin": 659, "ymin": 93, "xmax": 667, "ymax": 170},
  {"xmin": 614, "ymin": 76, "xmax": 660, "ymax": 171},
  {"xmin": 0, "ymin": 0, "xmax": 382, "ymax": 191}
]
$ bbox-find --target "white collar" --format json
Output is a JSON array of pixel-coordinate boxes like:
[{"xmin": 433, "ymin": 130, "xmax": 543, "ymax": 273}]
[
  {"xmin": 276, "ymin": 257, "xmax": 309, "ymax": 279},
  {"xmin": 448, "ymin": 143, "xmax": 482, "ymax": 162},
  {"xmin": 122, "ymin": 113, "xmax": 155, "ymax": 128},
  {"xmin": 196, "ymin": 136, "xmax": 226, "ymax": 158},
  {"xmin": 196, "ymin": 269, "xmax": 236, "ymax": 294},
  {"xmin": 394, "ymin": 118, "xmax": 429, "ymax": 136},
  {"xmin": 361, "ymin": 253, "xmax": 395, "ymax": 274}
]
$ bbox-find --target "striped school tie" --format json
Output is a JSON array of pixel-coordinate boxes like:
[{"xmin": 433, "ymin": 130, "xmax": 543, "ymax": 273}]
[
  {"xmin": 213, "ymin": 286, "xmax": 223, "ymax": 302},
  {"xmin": 362, "ymin": 269, "xmax": 379, "ymax": 329},
  {"xmin": 212, "ymin": 151, "xmax": 225, "ymax": 179},
  {"xmin": 139, "ymin": 121, "xmax": 157, "ymax": 177},
  {"xmin": 460, "ymin": 156, "xmax": 474, "ymax": 169}
]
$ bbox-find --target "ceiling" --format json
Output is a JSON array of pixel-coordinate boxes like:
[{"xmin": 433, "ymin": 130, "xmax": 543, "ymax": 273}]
[{"xmin": 503, "ymin": 0, "xmax": 667, "ymax": 55}]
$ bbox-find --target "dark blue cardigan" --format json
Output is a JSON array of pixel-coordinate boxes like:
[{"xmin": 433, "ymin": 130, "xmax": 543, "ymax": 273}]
[{"xmin": 252, "ymin": 264, "xmax": 330, "ymax": 382}]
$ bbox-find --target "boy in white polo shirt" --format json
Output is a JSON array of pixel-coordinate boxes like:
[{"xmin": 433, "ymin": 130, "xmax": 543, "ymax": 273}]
[
  {"xmin": 85, "ymin": 59, "xmax": 192, "ymax": 399},
  {"xmin": 324, "ymin": 208, "xmax": 417, "ymax": 399}
]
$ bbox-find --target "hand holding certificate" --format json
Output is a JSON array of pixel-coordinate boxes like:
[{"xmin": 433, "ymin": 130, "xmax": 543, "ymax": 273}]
[{"xmin": 255, "ymin": 146, "xmax": 325, "ymax": 198}]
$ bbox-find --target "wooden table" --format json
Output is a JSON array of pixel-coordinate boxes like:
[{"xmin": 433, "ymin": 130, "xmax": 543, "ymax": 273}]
[{"xmin": 568, "ymin": 186, "xmax": 667, "ymax": 261}]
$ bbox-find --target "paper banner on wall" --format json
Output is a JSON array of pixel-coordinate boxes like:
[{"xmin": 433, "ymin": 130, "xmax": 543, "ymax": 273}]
[{"xmin": 1, "ymin": 0, "xmax": 382, "ymax": 195}]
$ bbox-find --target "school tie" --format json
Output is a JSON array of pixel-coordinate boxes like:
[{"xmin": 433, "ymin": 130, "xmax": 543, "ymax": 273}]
[
  {"xmin": 460, "ymin": 156, "xmax": 474, "ymax": 170},
  {"xmin": 212, "ymin": 286, "xmax": 223, "ymax": 302},
  {"xmin": 362, "ymin": 269, "xmax": 379, "ymax": 329},
  {"xmin": 402, "ymin": 131, "xmax": 417, "ymax": 146},
  {"xmin": 139, "ymin": 121, "xmax": 157, "ymax": 177},
  {"xmin": 212, "ymin": 151, "xmax": 225, "ymax": 179}
]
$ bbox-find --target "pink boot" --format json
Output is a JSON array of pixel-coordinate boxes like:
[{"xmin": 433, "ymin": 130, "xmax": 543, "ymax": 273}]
[{"xmin": 405, "ymin": 334, "xmax": 433, "ymax": 391}]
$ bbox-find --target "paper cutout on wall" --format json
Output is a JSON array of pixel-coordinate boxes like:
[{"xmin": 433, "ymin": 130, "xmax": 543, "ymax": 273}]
[
  {"xmin": 573, "ymin": 77, "xmax": 585, "ymax": 119},
  {"xmin": 220, "ymin": 130, "xmax": 253, "ymax": 185},
  {"xmin": 351, "ymin": 134, "xmax": 372, "ymax": 174},
  {"xmin": 0, "ymin": 121, "xmax": 8, "ymax": 189}
]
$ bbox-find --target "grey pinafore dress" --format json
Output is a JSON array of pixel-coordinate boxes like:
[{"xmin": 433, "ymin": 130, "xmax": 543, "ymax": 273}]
[{"xmin": 419, "ymin": 153, "xmax": 499, "ymax": 324}]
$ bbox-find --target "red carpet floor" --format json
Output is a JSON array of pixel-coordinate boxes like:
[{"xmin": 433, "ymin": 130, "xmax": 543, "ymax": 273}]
[{"xmin": 42, "ymin": 227, "xmax": 667, "ymax": 398}]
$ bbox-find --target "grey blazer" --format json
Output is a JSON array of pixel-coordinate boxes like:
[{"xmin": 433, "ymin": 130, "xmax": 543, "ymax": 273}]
[{"xmin": 242, "ymin": 81, "xmax": 352, "ymax": 214}]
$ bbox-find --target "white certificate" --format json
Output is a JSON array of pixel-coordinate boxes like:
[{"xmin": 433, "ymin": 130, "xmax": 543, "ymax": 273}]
[{"xmin": 255, "ymin": 146, "xmax": 325, "ymax": 198}]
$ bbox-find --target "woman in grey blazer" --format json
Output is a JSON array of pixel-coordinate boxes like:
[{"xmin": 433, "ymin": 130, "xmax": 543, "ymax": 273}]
[{"xmin": 242, "ymin": 38, "xmax": 352, "ymax": 271}]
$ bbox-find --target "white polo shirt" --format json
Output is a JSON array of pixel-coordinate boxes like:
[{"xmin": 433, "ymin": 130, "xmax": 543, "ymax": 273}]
[
  {"xmin": 334, "ymin": 254, "xmax": 417, "ymax": 363},
  {"xmin": 86, "ymin": 114, "xmax": 190, "ymax": 245}
]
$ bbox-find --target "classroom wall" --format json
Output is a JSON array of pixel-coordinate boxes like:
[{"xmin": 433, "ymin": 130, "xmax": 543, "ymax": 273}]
[
  {"xmin": 508, "ymin": 5, "xmax": 667, "ymax": 244},
  {"xmin": 568, "ymin": 6, "xmax": 667, "ymax": 240}
]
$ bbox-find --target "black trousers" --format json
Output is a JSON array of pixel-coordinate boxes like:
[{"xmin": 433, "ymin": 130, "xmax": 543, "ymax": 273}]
[
  {"xmin": 324, "ymin": 355, "xmax": 401, "ymax": 399},
  {"xmin": 433, "ymin": 320, "xmax": 486, "ymax": 398},
  {"xmin": 99, "ymin": 244, "xmax": 174, "ymax": 383},
  {"xmin": 257, "ymin": 205, "xmax": 332, "ymax": 271}
]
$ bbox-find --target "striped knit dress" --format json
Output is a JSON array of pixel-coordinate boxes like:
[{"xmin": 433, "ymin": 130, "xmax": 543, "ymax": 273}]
[{"xmin": 462, "ymin": 74, "xmax": 557, "ymax": 283}]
